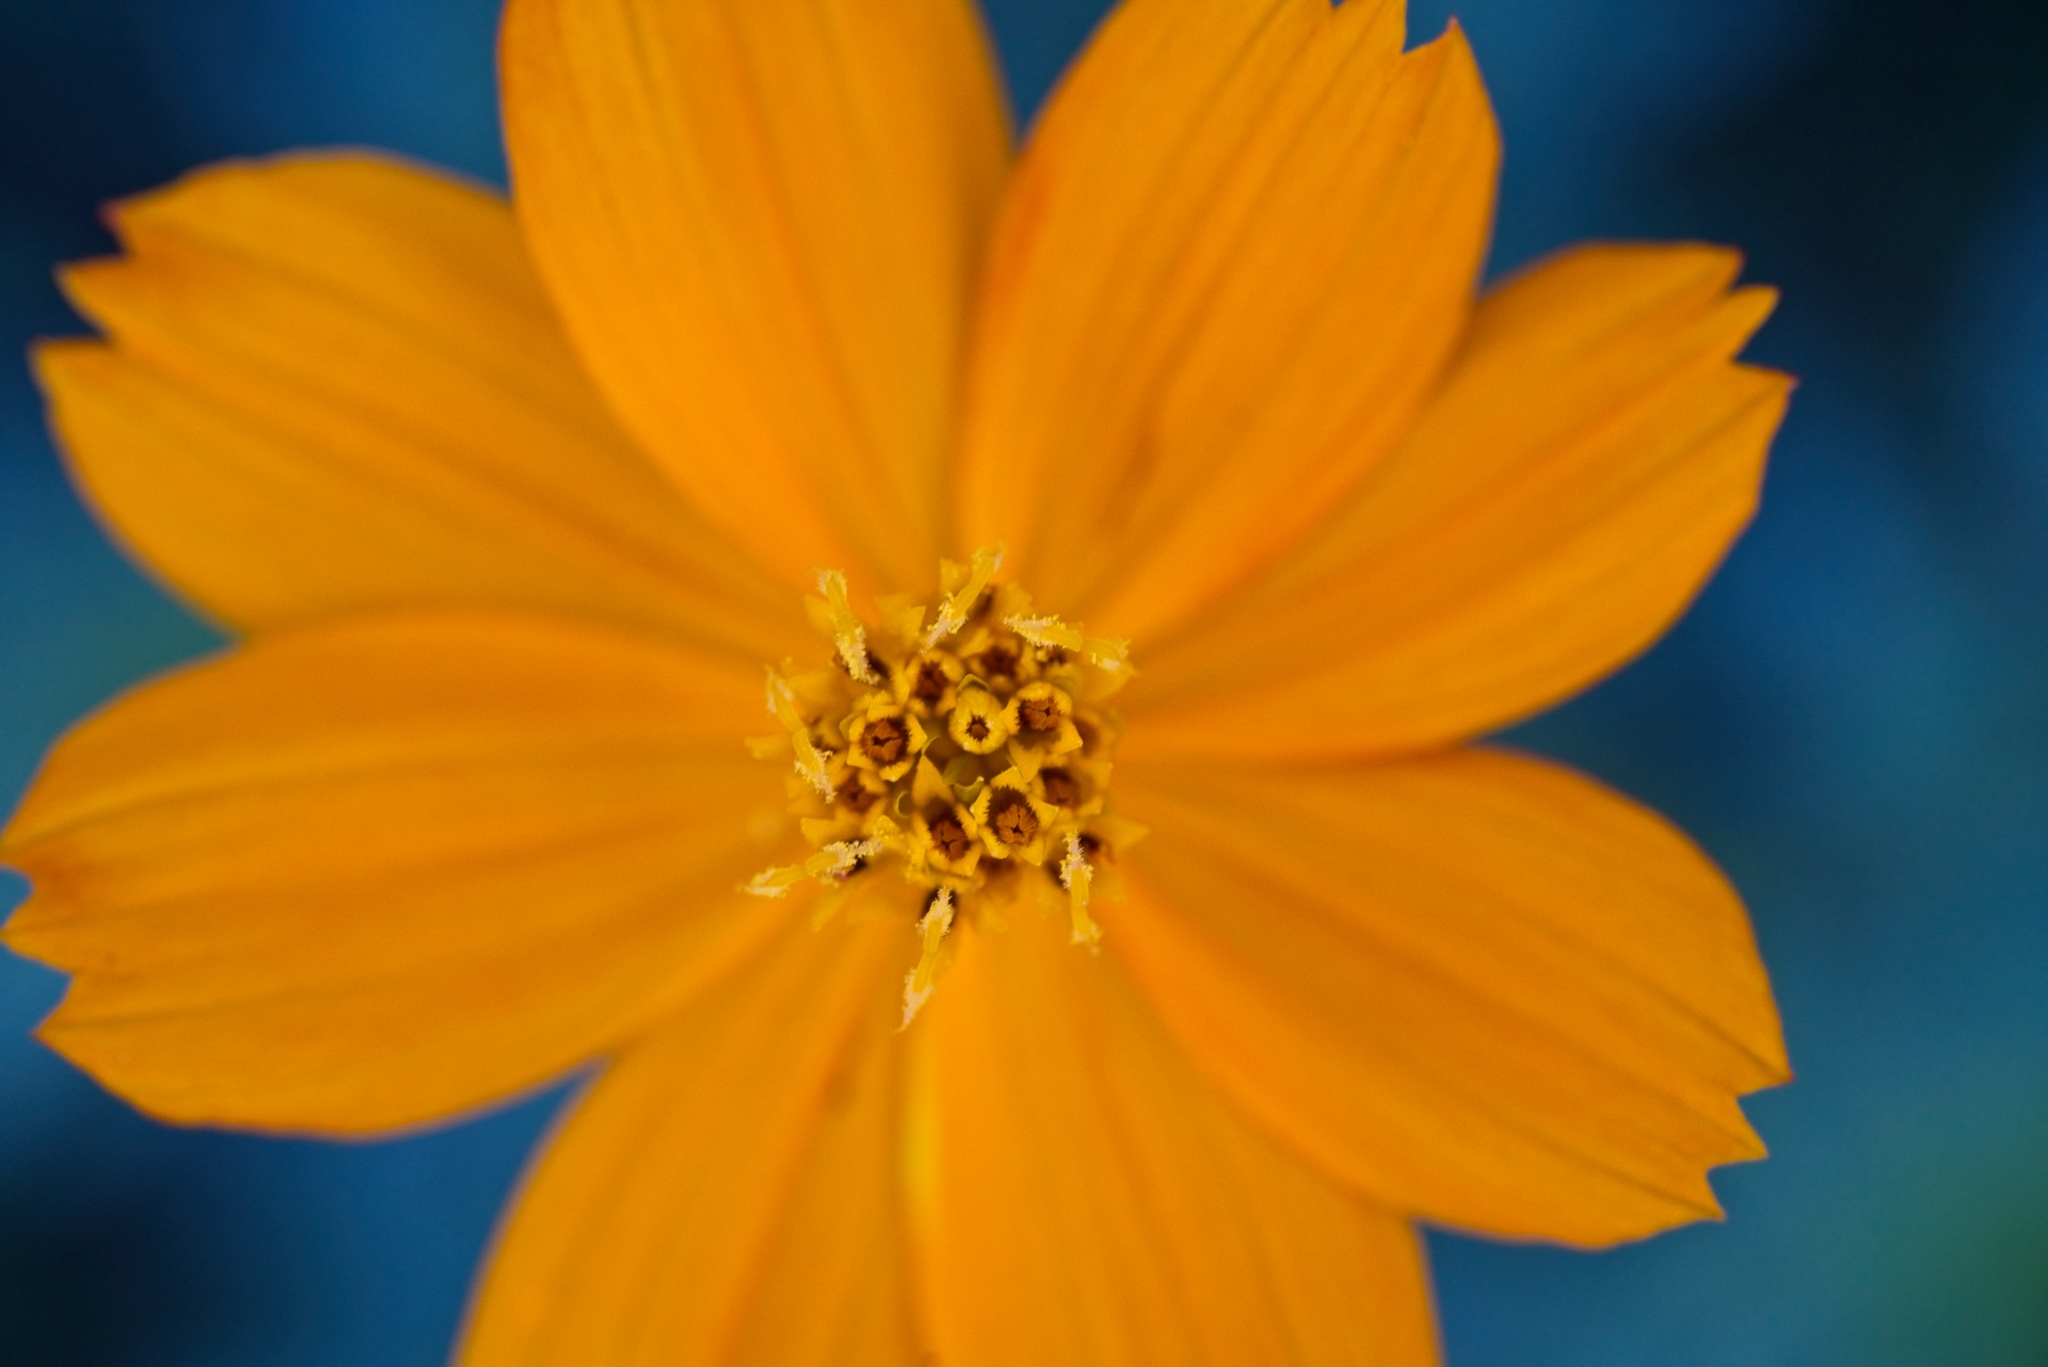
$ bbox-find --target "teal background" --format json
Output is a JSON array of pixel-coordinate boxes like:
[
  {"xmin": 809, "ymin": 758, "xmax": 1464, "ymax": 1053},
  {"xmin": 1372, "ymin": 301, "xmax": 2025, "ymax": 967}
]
[{"xmin": 3, "ymin": 0, "xmax": 2046, "ymax": 1361}]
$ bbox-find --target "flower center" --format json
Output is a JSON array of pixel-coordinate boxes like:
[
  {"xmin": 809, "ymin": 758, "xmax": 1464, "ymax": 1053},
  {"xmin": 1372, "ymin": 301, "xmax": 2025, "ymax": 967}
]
[{"xmin": 742, "ymin": 547, "xmax": 1144, "ymax": 1023}]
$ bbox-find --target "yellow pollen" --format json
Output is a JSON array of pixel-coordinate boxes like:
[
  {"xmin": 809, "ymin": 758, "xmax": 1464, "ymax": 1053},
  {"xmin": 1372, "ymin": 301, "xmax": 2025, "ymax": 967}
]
[
  {"xmin": 814, "ymin": 568, "xmax": 877, "ymax": 684},
  {"xmin": 1002, "ymin": 613, "xmax": 1080, "ymax": 651},
  {"xmin": 924, "ymin": 545, "xmax": 1004, "ymax": 648},
  {"xmin": 744, "ymin": 550, "xmax": 1145, "ymax": 1020},
  {"xmin": 744, "ymin": 837, "xmax": 881, "ymax": 900},
  {"xmin": 764, "ymin": 669, "xmax": 832, "ymax": 798},
  {"xmin": 902, "ymin": 888, "xmax": 955, "ymax": 1027},
  {"xmin": 1004, "ymin": 612, "xmax": 1133, "ymax": 675},
  {"xmin": 1061, "ymin": 834, "xmax": 1101, "ymax": 948}
]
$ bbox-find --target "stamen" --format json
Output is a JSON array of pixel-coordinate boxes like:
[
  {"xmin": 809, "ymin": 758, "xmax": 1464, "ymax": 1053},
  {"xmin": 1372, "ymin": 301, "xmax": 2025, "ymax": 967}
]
[
  {"xmin": 752, "ymin": 554, "xmax": 1136, "ymax": 1016},
  {"xmin": 815, "ymin": 569, "xmax": 877, "ymax": 684},
  {"xmin": 1060, "ymin": 834, "xmax": 1101, "ymax": 948},
  {"xmin": 1082, "ymin": 636, "xmax": 1133, "ymax": 675},
  {"xmin": 902, "ymin": 887, "xmax": 956, "ymax": 1027},
  {"xmin": 1004, "ymin": 612, "xmax": 1133, "ymax": 675},
  {"xmin": 741, "ymin": 837, "xmax": 880, "ymax": 900},
  {"xmin": 765, "ymin": 669, "xmax": 832, "ymax": 797},
  {"xmin": 1003, "ymin": 614, "xmax": 1082, "ymax": 652},
  {"xmin": 814, "ymin": 838, "xmax": 880, "ymax": 880},
  {"xmin": 924, "ymin": 545, "xmax": 1004, "ymax": 647},
  {"xmin": 743, "ymin": 865, "xmax": 805, "ymax": 899},
  {"xmin": 949, "ymin": 688, "xmax": 1010, "ymax": 755}
]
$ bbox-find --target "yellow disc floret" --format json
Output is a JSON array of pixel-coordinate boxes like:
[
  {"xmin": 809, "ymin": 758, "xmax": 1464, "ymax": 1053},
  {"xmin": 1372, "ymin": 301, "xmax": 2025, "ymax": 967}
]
[
  {"xmin": 744, "ymin": 549, "xmax": 1144, "ymax": 1022},
  {"xmin": 947, "ymin": 686, "xmax": 1010, "ymax": 755}
]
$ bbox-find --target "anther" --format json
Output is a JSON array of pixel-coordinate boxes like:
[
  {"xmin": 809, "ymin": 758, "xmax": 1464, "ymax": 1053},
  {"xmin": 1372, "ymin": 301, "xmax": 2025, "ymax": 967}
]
[
  {"xmin": 925, "ymin": 545, "xmax": 1004, "ymax": 648},
  {"xmin": 765, "ymin": 669, "xmax": 832, "ymax": 798},
  {"xmin": 1003, "ymin": 614, "xmax": 1082, "ymax": 652},
  {"xmin": 1061, "ymin": 834, "xmax": 1102, "ymax": 948},
  {"xmin": 810, "ymin": 839, "xmax": 879, "ymax": 881},
  {"xmin": 902, "ymin": 887, "xmax": 956, "ymax": 1027},
  {"xmin": 743, "ymin": 866, "xmax": 804, "ymax": 899},
  {"xmin": 815, "ymin": 569, "xmax": 877, "ymax": 684},
  {"xmin": 1083, "ymin": 637, "xmax": 1133, "ymax": 675},
  {"xmin": 753, "ymin": 552, "xmax": 1134, "ymax": 1010},
  {"xmin": 1004, "ymin": 612, "xmax": 1132, "ymax": 675},
  {"xmin": 741, "ymin": 836, "xmax": 880, "ymax": 900}
]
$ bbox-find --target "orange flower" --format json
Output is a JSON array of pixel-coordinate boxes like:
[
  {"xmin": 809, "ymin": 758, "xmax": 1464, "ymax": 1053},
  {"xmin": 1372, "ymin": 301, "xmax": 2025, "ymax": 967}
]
[{"xmin": 1, "ymin": 0, "xmax": 1792, "ymax": 1361}]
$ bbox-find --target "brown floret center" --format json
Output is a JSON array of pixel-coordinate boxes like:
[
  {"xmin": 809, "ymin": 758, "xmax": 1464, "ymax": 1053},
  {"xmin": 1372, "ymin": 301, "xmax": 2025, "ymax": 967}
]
[
  {"xmin": 1040, "ymin": 768, "xmax": 1080, "ymax": 808},
  {"xmin": 1019, "ymin": 695, "xmax": 1061, "ymax": 732},
  {"xmin": 913, "ymin": 662, "xmax": 951, "ymax": 704},
  {"xmin": 861, "ymin": 717, "xmax": 909, "ymax": 766},
  {"xmin": 989, "ymin": 790, "xmax": 1039, "ymax": 846},
  {"xmin": 977, "ymin": 645, "xmax": 1020, "ymax": 680},
  {"xmin": 929, "ymin": 813, "xmax": 973, "ymax": 860}
]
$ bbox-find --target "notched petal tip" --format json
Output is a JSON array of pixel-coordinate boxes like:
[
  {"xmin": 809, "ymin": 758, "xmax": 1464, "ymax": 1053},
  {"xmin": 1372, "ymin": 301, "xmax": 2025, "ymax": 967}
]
[
  {"xmin": 0, "ymin": 613, "xmax": 780, "ymax": 1135},
  {"xmin": 33, "ymin": 153, "xmax": 805, "ymax": 654},
  {"xmin": 1132, "ymin": 234, "xmax": 1795, "ymax": 759},
  {"xmin": 1116, "ymin": 747, "xmax": 1789, "ymax": 1247}
]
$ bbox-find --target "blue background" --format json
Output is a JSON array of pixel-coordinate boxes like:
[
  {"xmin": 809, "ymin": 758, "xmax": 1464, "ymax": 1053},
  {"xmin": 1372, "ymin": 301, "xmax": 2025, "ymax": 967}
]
[{"xmin": 3, "ymin": 0, "xmax": 2045, "ymax": 1362}]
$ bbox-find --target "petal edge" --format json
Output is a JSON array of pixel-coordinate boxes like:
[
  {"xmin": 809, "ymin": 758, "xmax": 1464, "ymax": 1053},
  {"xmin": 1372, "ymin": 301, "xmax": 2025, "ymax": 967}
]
[{"xmin": 1116, "ymin": 745, "xmax": 1788, "ymax": 1246}]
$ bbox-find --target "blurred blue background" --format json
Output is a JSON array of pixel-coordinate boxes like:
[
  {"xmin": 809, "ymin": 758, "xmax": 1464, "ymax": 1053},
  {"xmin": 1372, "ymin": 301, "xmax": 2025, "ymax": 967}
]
[{"xmin": 2, "ymin": 0, "xmax": 2044, "ymax": 1362}]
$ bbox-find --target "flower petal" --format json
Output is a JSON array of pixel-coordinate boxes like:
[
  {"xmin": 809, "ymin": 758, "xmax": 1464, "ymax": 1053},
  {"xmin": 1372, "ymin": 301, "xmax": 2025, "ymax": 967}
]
[
  {"xmin": 462, "ymin": 916, "xmax": 915, "ymax": 1367},
  {"xmin": 1, "ymin": 612, "xmax": 789, "ymax": 1134},
  {"xmin": 1114, "ymin": 747, "xmax": 1789, "ymax": 1246},
  {"xmin": 912, "ymin": 912, "xmax": 1440, "ymax": 1366},
  {"xmin": 40, "ymin": 153, "xmax": 795, "ymax": 660},
  {"xmin": 957, "ymin": 0, "xmax": 1497, "ymax": 641},
  {"xmin": 500, "ymin": 0, "xmax": 1011, "ymax": 592},
  {"xmin": 1129, "ymin": 244, "xmax": 1791, "ymax": 758}
]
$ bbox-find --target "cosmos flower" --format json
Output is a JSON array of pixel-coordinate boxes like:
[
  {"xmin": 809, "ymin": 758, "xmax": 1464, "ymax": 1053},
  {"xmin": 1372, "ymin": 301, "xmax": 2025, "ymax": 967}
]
[{"xmin": 1, "ymin": 0, "xmax": 1792, "ymax": 1361}]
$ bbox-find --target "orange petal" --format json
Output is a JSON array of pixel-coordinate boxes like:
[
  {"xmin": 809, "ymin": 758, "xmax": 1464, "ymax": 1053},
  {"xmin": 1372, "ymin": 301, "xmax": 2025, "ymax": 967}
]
[
  {"xmin": 1114, "ymin": 746, "xmax": 1790, "ymax": 1246},
  {"xmin": 500, "ymin": 0, "xmax": 1011, "ymax": 593},
  {"xmin": 957, "ymin": 0, "xmax": 1497, "ymax": 640},
  {"xmin": 41, "ymin": 153, "xmax": 797, "ymax": 661},
  {"xmin": 462, "ymin": 915, "xmax": 916, "ymax": 1367},
  {"xmin": 911, "ymin": 910, "xmax": 1440, "ymax": 1366},
  {"xmin": 0, "ymin": 612, "xmax": 789, "ymax": 1134},
  {"xmin": 1130, "ymin": 244, "xmax": 1792, "ymax": 759}
]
